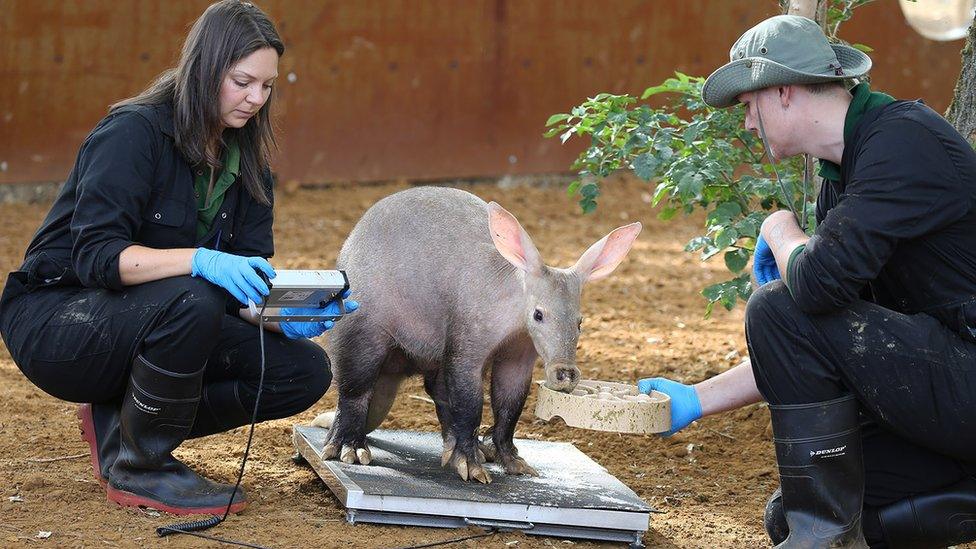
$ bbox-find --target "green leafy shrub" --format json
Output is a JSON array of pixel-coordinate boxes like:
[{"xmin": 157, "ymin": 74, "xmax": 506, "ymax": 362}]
[{"xmin": 545, "ymin": 74, "xmax": 813, "ymax": 316}]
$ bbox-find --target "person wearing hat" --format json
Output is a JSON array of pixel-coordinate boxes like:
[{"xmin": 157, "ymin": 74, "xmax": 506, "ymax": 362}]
[{"xmin": 639, "ymin": 14, "xmax": 976, "ymax": 548}]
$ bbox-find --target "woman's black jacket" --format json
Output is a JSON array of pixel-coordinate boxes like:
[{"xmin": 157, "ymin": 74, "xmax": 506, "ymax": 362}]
[{"xmin": 13, "ymin": 102, "xmax": 274, "ymax": 298}]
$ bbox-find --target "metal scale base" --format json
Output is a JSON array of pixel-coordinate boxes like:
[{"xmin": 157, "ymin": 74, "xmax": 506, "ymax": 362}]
[{"xmin": 293, "ymin": 426, "xmax": 653, "ymax": 547}]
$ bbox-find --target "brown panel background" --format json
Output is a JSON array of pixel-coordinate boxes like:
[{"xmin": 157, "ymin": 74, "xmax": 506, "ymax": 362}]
[{"xmin": 0, "ymin": 0, "xmax": 966, "ymax": 185}]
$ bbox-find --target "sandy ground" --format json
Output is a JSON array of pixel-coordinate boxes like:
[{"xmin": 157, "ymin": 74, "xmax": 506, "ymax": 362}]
[{"xmin": 0, "ymin": 176, "xmax": 786, "ymax": 548}]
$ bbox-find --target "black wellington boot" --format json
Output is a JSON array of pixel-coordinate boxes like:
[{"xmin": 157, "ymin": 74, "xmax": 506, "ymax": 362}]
[
  {"xmin": 877, "ymin": 476, "xmax": 976, "ymax": 548},
  {"xmin": 106, "ymin": 354, "xmax": 246, "ymax": 515},
  {"xmin": 764, "ymin": 487, "xmax": 790, "ymax": 545},
  {"xmin": 770, "ymin": 394, "xmax": 868, "ymax": 548},
  {"xmin": 187, "ymin": 382, "xmax": 252, "ymax": 439},
  {"xmin": 77, "ymin": 401, "xmax": 121, "ymax": 486}
]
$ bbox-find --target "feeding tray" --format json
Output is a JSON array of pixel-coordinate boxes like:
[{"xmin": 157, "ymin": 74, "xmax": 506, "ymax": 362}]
[{"xmin": 535, "ymin": 379, "xmax": 671, "ymax": 435}]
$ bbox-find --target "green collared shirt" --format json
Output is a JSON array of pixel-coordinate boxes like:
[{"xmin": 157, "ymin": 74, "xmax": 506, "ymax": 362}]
[
  {"xmin": 194, "ymin": 138, "xmax": 240, "ymax": 239},
  {"xmin": 786, "ymin": 83, "xmax": 895, "ymax": 289}
]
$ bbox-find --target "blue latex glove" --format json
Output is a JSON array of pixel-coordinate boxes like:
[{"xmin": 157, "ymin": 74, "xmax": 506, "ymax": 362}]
[
  {"xmin": 638, "ymin": 377, "xmax": 702, "ymax": 436},
  {"xmin": 191, "ymin": 248, "xmax": 275, "ymax": 306},
  {"xmin": 753, "ymin": 234, "xmax": 782, "ymax": 286},
  {"xmin": 279, "ymin": 289, "xmax": 360, "ymax": 340}
]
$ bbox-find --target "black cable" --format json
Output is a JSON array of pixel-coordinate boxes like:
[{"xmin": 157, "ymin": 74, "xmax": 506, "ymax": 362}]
[
  {"xmin": 155, "ymin": 526, "xmax": 271, "ymax": 549},
  {"xmin": 156, "ymin": 304, "xmax": 270, "ymax": 549},
  {"xmin": 220, "ymin": 305, "xmax": 266, "ymax": 523},
  {"xmin": 388, "ymin": 529, "xmax": 496, "ymax": 549}
]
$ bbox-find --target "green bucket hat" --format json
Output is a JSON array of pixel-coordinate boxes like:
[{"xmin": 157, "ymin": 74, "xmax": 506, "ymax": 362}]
[{"xmin": 702, "ymin": 15, "xmax": 872, "ymax": 108}]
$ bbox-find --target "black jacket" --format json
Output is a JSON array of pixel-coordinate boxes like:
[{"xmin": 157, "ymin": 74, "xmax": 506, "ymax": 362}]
[
  {"xmin": 789, "ymin": 100, "xmax": 976, "ymax": 340},
  {"xmin": 14, "ymin": 102, "xmax": 274, "ymax": 293}
]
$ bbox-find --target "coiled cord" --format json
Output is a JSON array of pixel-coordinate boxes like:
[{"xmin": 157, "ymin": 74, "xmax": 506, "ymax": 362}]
[
  {"xmin": 155, "ymin": 304, "xmax": 269, "ymax": 549},
  {"xmin": 157, "ymin": 515, "xmax": 221, "ymax": 535}
]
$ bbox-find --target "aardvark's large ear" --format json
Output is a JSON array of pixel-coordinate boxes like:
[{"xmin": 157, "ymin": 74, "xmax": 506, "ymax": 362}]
[
  {"xmin": 487, "ymin": 201, "xmax": 543, "ymax": 275},
  {"xmin": 572, "ymin": 222, "xmax": 642, "ymax": 282}
]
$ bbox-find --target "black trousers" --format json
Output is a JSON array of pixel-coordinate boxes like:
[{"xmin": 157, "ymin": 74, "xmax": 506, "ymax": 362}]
[
  {"xmin": 745, "ymin": 282, "xmax": 976, "ymax": 511},
  {"xmin": 0, "ymin": 273, "xmax": 331, "ymax": 437}
]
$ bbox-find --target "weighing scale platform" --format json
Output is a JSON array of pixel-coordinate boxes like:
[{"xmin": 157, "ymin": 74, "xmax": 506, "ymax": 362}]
[{"xmin": 292, "ymin": 425, "xmax": 654, "ymax": 547}]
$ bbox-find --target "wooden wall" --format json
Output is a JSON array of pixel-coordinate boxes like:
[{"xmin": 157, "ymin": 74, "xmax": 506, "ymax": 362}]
[{"xmin": 0, "ymin": 0, "xmax": 965, "ymax": 185}]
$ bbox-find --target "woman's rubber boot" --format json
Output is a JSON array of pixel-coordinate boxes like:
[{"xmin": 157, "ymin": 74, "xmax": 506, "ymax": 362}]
[
  {"xmin": 106, "ymin": 354, "xmax": 247, "ymax": 515},
  {"xmin": 764, "ymin": 487, "xmax": 790, "ymax": 545},
  {"xmin": 877, "ymin": 476, "xmax": 976, "ymax": 548},
  {"xmin": 770, "ymin": 394, "xmax": 868, "ymax": 548},
  {"xmin": 188, "ymin": 382, "xmax": 253, "ymax": 439},
  {"xmin": 78, "ymin": 402, "xmax": 121, "ymax": 486}
]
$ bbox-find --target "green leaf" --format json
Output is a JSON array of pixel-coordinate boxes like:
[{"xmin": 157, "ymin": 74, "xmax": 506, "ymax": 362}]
[
  {"xmin": 724, "ymin": 249, "xmax": 749, "ymax": 273},
  {"xmin": 580, "ymin": 183, "xmax": 600, "ymax": 199},
  {"xmin": 713, "ymin": 226, "xmax": 738, "ymax": 250},
  {"xmin": 702, "ymin": 243, "xmax": 723, "ymax": 261},
  {"xmin": 702, "ymin": 283, "xmax": 722, "ymax": 302},
  {"xmin": 734, "ymin": 216, "xmax": 760, "ymax": 238},
  {"xmin": 850, "ymin": 43, "xmax": 874, "ymax": 53},
  {"xmin": 625, "ymin": 132, "xmax": 650, "ymax": 152},
  {"xmin": 545, "ymin": 113, "xmax": 571, "ymax": 126},
  {"xmin": 706, "ymin": 201, "xmax": 742, "ymax": 227},
  {"xmin": 567, "ymin": 180, "xmax": 581, "ymax": 197},
  {"xmin": 676, "ymin": 172, "xmax": 704, "ymax": 199},
  {"xmin": 657, "ymin": 206, "xmax": 678, "ymax": 221},
  {"xmin": 633, "ymin": 153, "xmax": 659, "ymax": 181},
  {"xmin": 719, "ymin": 291, "xmax": 736, "ymax": 311},
  {"xmin": 685, "ymin": 236, "xmax": 711, "ymax": 252},
  {"xmin": 608, "ymin": 111, "xmax": 629, "ymax": 125},
  {"xmin": 734, "ymin": 273, "xmax": 753, "ymax": 299},
  {"xmin": 700, "ymin": 274, "xmax": 753, "ymax": 317},
  {"xmin": 683, "ymin": 122, "xmax": 703, "ymax": 146},
  {"xmin": 827, "ymin": 7, "xmax": 846, "ymax": 22},
  {"xmin": 641, "ymin": 84, "xmax": 671, "ymax": 99},
  {"xmin": 652, "ymin": 181, "xmax": 671, "ymax": 205}
]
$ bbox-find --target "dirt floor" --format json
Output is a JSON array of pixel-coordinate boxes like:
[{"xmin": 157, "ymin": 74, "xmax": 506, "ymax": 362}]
[{"xmin": 0, "ymin": 175, "xmax": 783, "ymax": 548}]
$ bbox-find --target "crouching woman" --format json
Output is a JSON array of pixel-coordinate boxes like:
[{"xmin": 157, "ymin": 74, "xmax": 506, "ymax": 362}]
[{"xmin": 0, "ymin": 0, "xmax": 354, "ymax": 515}]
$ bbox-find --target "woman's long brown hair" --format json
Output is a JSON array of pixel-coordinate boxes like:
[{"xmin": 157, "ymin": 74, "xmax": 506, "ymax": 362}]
[{"xmin": 112, "ymin": 0, "xmax": 283, "ymax": 205}]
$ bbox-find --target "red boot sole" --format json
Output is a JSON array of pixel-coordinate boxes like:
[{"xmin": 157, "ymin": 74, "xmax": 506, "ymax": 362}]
[
  {"xmin": 76, "ymin": 404, "xmax": 107, "ymax": 488},
  {"xmin": 106, "ymin": 486, "xmax": 248, "ymax": 516}
]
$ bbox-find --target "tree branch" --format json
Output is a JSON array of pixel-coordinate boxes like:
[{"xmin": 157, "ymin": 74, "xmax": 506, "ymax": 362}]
[
  {"xmin": 786, "ymin": 0, "xmax": 820, "ymax": 20},
  {"xmin": 945, "ymin": 21, "xmax": 976, "ymax": 145}
]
